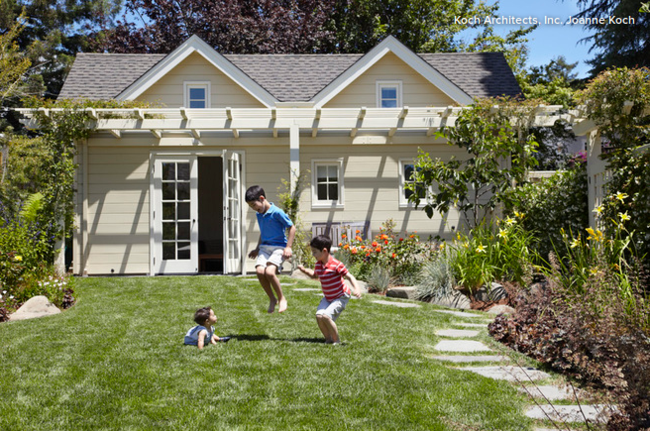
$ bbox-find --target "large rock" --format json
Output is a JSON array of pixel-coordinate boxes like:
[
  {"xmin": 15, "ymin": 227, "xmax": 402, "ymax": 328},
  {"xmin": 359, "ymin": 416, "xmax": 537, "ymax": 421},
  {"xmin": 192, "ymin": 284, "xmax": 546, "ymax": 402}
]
[
  {"xmin": 9, "ymin": 295, "xmax": 61, "ymax": 321},
  {"xmin": 386, "ymin": 286, "xmax": 417, "ymax": 300},
  {"xmin": 428, "ymin": 290, "xmax": 471, "ymax": 309},
  {"xmin": 290, "ymin": 269, "xmax": 313, "ymax": 280},
  {"xmin": 487, "ymin": 304, "xmax": 516, "ymax": 315},
  {"xmin": 347, "ymin": 279, "xmax": 368, "ymax": 294},
  {"xmin": 473, "ymin": 282, "xmax": 508, "ymax": 302}
]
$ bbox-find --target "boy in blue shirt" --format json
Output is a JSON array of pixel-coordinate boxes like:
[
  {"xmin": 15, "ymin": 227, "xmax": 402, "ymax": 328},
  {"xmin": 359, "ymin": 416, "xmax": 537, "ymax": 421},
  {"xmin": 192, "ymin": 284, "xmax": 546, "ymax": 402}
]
[{"xmin": 246, "ymin": 185, "xmax": 296, "ymax": 313}]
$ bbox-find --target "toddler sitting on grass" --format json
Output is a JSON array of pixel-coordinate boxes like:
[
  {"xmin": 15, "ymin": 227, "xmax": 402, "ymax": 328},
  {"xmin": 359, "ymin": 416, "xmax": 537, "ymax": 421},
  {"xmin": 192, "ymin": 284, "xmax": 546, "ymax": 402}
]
[{"xmin": 184, "ymin": 306, "xmax": 230, "ymax": 350}]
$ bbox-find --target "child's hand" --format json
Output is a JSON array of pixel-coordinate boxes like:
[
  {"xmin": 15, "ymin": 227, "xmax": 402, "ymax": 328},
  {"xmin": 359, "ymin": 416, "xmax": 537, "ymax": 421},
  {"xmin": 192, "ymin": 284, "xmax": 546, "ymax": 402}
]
[
  {"xmin": 297, "ymin": 264, "xmax": 305, "ymax": 271},
  {"xmin": 248, "ymin": 248, "xmax": 259, "ymax": 259},
  {"xmin": 283, "ymin": 247, "xmax": 292, "ymax": 259},
  {"xmin": 353, "ymin": 289, "xmax": 362, "ymax": 299}
]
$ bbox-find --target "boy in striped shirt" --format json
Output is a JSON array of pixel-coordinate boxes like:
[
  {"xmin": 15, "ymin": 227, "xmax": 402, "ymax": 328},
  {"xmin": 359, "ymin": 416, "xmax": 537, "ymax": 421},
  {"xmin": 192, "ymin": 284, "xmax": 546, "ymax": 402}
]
[{"xmin": 298, "ymin": 235, "xmax": 361, "ymax": 344}]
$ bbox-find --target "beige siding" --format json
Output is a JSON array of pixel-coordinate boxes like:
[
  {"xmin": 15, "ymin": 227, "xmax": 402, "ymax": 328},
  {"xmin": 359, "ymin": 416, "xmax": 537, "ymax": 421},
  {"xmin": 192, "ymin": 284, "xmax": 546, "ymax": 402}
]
[
  {"xmin": 137, "ymin": 52, "xmax": 265, "ymax": 108},
  {"xmin": 324, "ymin": 52, "xmax": 456, "ymax": 108}
]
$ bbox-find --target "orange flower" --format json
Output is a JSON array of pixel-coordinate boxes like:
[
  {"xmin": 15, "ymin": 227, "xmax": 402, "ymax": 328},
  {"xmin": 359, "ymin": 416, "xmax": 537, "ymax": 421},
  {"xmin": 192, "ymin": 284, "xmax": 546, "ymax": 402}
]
[
  {"xmin": 343, "ymin": 244, "xmax": 349, "ymax": 250},
  {"xmin": 360, "ymin": 245, "xmax": 366, "ymax": 250},
  {"xmin": 338, "ymin": 242, "xmax": 342, "ymax": 247},
  {"xmin": 371, "ymin": 241, "xmax": 378, "ymax": 247},
  {"xmin": 375, "ymin": 246, "xmax": 382, "ymax": 253},
  {"xmin": 409, "ymin": 234, "xmax": 415, "ymax": 238},
  {"xmin": 355, "ymin": 235, "xmax": 363, "ymax": 242},
  {"xmin": 399, "ymin": 238, "xmax": 404, "ymax": 242},
  {"xmin": 341, "ymin": 234, "xmax": 347, "ymax": 239},
  {"xmin": 384, "ymin": 240, "xmax": 388, "ymax": 245},
  {"xmin": 391, "ymin": 253, "xmax": 397, "ymax": 259},
  {"xmin": 351, "ymin": 247, "xmax": 358, "ymax": 254},
  {"xmin": 380, "ymin": 234, "xmax": 389, "ymax": 240},
  {"xmin": 365, "ymin": 252, "xmax": 370, "ymax": 257},
  {"xmin": 355, "ymin": 230, "xmax": 361, "ymax": 234}
]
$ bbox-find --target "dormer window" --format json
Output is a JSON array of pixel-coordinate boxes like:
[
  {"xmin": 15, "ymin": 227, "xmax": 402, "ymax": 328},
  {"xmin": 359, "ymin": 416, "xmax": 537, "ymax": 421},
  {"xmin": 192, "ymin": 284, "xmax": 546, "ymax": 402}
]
[
  {"xmin": 184, "ymin": 82, "xmax": 210, "ymax": 108},
  {"xmin": 376, "ymin": 81, "xmax": 402, "ymax": 108}
]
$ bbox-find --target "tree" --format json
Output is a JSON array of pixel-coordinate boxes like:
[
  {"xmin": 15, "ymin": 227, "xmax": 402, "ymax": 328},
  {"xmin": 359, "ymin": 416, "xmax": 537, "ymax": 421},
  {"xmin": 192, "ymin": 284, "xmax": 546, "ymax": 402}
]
[
  {"xmin": 407, "ymin": 98, "xmax": 539, "ymax": 229},
  {"xmin": 0, "ymin": 9, "xmax": 30, "ymax": 104},
  {"xmin": 91, "ymin": 0, "xmax": 337, "ymax": 54},
  {"xmin": 569, "ymin": 0, "xmax": 649, "ymax": 75}
]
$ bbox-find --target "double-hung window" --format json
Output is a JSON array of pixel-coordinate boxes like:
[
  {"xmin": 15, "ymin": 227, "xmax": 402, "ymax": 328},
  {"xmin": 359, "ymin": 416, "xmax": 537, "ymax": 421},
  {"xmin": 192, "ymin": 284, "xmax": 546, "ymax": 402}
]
[
  {"xmin": 376, "ymin": 81, "xmax": 402, "ymax": 108},
  {"xmin": 399, "ymin": 160, "xmax": 426, "ymax": 207},
  {"xmin": 311, "ymin": 159, "xmax": 344, "ymax": 209},
  {"xmin": 184, "ymin": 82, "xmax": 210, "ymax": 108}
]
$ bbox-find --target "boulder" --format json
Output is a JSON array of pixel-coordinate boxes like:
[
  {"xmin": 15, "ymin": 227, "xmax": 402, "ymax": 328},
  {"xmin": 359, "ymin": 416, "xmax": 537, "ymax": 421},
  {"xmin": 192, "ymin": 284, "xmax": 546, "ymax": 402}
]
[
  {"xmin": 473, "ymin": 282, "xmax": 508, "ymax": 302},
  {"xmin": 290, "ymin": 269, "xmax": 312, "ymax": 280},
  {"xmin": 428, "ymin": 290, "xmax": 471, "ymax": 309},
  {"xmin": 347, "ymin": 279, "xmax": 369, "ymax": 294},
  {"xmin": 487, "ymin": 304, "xmax": 515, "ymax": 315},
  {"xmin": 9, "ymin": 295, "xmax": 61, "ymax": 321},
  {"xmin": 386, "ymin": 286, "xmax": 418, "ymax": 300}
]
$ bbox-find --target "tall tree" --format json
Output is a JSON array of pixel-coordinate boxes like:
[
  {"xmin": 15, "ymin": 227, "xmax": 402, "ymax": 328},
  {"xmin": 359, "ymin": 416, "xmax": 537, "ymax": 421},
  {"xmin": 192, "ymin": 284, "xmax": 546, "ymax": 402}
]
[
  {"xmin": 570, "ymin": 0, "xmax": 649, "ymax": 74},
  {"xmin": 0, "ymin": 9, "xmax": 30, "ymax": 104},
  {"xmin": 0, "ymin": 0, "xmax": 123, "ymax": 98},
  {"xmin": 91, "ymin": 0, "xmax": 337, "ymax": 54}
]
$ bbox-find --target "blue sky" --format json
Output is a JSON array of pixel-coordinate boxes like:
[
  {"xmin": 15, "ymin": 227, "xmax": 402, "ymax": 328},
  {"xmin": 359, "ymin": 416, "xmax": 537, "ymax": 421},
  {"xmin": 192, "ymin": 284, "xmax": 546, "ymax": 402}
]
[{"xmin": 474, "ymin": 0, "xmax": 598, "ymax": 78}]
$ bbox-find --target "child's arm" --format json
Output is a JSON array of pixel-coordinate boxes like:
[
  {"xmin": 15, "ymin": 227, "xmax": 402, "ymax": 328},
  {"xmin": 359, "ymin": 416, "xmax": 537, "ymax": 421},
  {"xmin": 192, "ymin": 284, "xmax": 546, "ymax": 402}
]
[
  {"xmin": 210, "ymin": 333, "xmax": 220, "ymax": 345},
  {"xmin": 344, "ymin": 273, "xmax": 362, "ymax": 298},
  {"xmin": 284, "ymin": 225, "xmax": 297, "ymax": 259},
  {"xmin": 248, "ymin": 238, "xmax": 261, "ymax": 259},
  {"xmin": 297, "ymin": 264, "xmax": 318, "ymax": 279},
  {"xmin": 197, "ymin": 329, "xmax": 208, "ymax": 350}
]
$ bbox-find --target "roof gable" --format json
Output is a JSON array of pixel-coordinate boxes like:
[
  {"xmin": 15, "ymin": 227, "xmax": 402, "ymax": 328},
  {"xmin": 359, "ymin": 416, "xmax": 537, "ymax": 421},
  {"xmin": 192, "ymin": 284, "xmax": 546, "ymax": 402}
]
[
  {"xmin": 117, "ymin": 35, "xmax": 278, "ymax": 107},
  {"xmin": 310, "ymin": 36, "xmax": 474, "ymax": 107}
]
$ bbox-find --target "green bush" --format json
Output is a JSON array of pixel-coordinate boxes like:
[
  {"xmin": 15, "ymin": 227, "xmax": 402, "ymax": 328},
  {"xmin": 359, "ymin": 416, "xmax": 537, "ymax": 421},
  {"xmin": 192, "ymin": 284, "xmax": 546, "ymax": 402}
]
[
  {"xmin": 506, "ymin": 161, "xmax": 588, "ymax": 262},
  {"xmin": 449, "ymin": 217, "xmax": 536, "ymax": 293},
  {"xmin": 416, "ymin": 254, "xmax": 456, "ymax": 302}
]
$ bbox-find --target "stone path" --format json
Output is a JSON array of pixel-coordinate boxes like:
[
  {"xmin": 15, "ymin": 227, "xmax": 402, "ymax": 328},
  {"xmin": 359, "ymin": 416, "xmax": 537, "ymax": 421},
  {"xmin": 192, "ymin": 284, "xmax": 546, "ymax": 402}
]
[{"xmin": 415, "ymin": 303, "xmax": 615, "ymax": 429}]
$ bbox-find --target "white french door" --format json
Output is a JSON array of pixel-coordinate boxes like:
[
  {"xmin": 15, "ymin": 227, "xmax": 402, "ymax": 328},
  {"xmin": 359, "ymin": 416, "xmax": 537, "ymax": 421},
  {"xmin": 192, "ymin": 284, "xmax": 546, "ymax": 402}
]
[
  {"xmin": 223, "ymin": 150, "xmax": 242, "ymax": 274},
  {"xmin": 152, "ymin": 156, "xmax": 198, "ymax": 274}
]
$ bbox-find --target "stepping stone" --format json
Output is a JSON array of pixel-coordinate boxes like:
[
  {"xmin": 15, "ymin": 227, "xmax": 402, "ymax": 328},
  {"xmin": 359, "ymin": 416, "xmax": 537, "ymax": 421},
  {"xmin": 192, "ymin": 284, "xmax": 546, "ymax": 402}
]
[
  {"xmin": 525, "ymin": 404, "xmax": 616, "ymax": 422},
  {"xmin": 456, "ymin": 323, "xmax": 488, "ymax": 327},
  {"xmin": 518, "ymin": 385, "xmax": 582, "ymax": 401},
  {"xmin": 461, "ymin": 366, "xmax": 550, "ymax": 381},
  {"xmin": 373, "ymin": 300, "xmax": 421, "ymax": 308},
  {"xmin": 293, "ymin": 288, "xmax": 321, "ymax": 291},
  {"xmin": 430, "ymin": 355, "xmax": 509, "ymax": 363},
  {"xmin": 432, "ymin": 309, "xmax": 485, "ymax": 318},
  {"xmin": 434, "ymin": 340, "xmax": 492, "ymax": 352},
  {"xmin": 436, "ymin": 329, "xmax": 480, "ymax": 337}
]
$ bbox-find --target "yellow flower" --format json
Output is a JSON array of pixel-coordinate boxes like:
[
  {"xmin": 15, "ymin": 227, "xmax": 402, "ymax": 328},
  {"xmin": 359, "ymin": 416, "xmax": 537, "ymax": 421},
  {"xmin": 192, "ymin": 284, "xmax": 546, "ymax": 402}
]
[
  {"xmin": 514, "ymin": 210, "xmax": 524, "ymax": 219},
  {"xmin": 497, "ymin": 229, "xmax": 508, "ymax": 239},
  {"xmin": 14, "ymin": 255, "xmax": 23, "ymax": 262},
  {"xmin": 619, "ymin": 211, "xmax": 631, "ymax": 222},
  {"xmin": 615, "ymin": 192, "xmax": 628, "ymax": 203},
  {"xmin": 475, "ymin": 244, "xmax": 486, "ymax": 253},
  {"xmin": 585, "ymin": 227, "xmax": 604, "ymax": 242},
  {"xmin": 590, "ymin": 267, "xmax": 599, "ymax": 276},
  {"xmin": 462, "ymin": 242, "xmax": 469, "ymax": 249},
  {"xmin": 505, "ymin": 217, "xmax": 515, "ymax": 226},
  {"xmin": 570, "ymin": 238, "xmax": 580, "ymax": 248},
  {"xmin": 592, "ymin": 205, "xmax": 604, "ymax": 215},
  {"xmin": 439, "ymin": 243, "xmax": 445, "ymax": 250}
]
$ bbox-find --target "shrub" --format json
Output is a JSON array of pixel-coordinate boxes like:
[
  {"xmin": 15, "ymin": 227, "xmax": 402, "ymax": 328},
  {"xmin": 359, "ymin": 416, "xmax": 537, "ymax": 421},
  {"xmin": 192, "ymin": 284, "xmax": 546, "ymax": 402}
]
[
  {"xmin": 505, "ymin": 160, "xmax": 588, "ymax": 262},
  {"xmin": 416, "ymin": 254, "xmax": 456, "ymax": 302},
  {"xmin": 449, "ymin": 217, "xmax": 536, "ymax": 294},
  {"xmin": 366, "ymin": 265, "xmax": 391, "ymax": 294}
]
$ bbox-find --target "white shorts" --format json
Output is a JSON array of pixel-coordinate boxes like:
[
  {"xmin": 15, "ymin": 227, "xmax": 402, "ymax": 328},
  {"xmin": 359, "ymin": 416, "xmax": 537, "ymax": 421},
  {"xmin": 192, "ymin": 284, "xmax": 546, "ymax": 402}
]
[
  {"xmin": 316, "ymin": 295, "xmax": 350, "ymax": 321},
  {"xmin": 255, "ymin": 245, "xmax": 285, "ymax": 272}
]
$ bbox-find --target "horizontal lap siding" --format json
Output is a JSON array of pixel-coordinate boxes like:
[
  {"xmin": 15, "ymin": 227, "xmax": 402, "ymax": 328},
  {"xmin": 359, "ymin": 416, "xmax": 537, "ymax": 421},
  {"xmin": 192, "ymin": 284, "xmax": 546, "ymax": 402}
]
[
  {"xmin": 139, "ymin": 52, "xmax": 264, "ymax": 108},
  {"xmin": 324, "ymin": 52, "xmax": 456, "ymax": 108},
  {"xmin": 84, "ymin": 145, "xmax": 151, "ymax": 274}
]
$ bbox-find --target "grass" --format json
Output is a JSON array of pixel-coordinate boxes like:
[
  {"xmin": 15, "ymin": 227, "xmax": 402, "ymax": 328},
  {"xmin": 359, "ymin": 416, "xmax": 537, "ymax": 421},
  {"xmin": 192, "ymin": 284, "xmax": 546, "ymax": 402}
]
[{"xmin": 0, "ymin": 275, "xmax": 541, "ymax": 430}]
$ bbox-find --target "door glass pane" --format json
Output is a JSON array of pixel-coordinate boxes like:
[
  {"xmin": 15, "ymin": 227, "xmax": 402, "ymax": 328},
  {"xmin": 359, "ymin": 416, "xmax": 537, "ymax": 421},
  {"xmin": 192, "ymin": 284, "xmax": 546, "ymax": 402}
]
[
  {"xmin": 163, "ymin": 203, "xmax": 175, "ymax": 220},
  {"xmin": 162, "ymin": 163, "xmax": 175, "ymax": 181},
  {"xmin": 177, "ymin": 222, "xmax": 190, "ymax": 240},
  {"xmin": 177, "ymin": 242, "xmax": 191, "ymax": 259},
  {"xmin": 177, "ymin": 202, "xmax": 190, "ymax": 220},
  {"xmin": 163, "ymin": 183, "xmax": 175, "ymax": 200},
  {"xmin": 177, "ymin": 183, "xmax": 190, "ymax": 200},
  {"xmin": 163, "ymin": 222, "xmax": 175, "ymax": 241},
  {"xmin": 177, "ymin": 163, "xmax": 190, "ymax": 181},
  {"xmin": 163, "ymin": 243, "xmax": 175, "ymax": 260}
]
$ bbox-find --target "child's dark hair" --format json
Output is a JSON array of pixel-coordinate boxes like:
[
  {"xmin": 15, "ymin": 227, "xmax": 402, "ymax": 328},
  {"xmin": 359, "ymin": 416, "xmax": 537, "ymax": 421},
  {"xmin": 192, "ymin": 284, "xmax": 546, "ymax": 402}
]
[
  {"xmin": 194, "ymin": 306, "xmax": 212, "ymax": 324},
  {"xmin": 245, "ymin": 185, "xmax": 265, "ymax": 202},
  {"xmin": 310, "ymin": 235, "xmax": 332, "ymax": 252}
]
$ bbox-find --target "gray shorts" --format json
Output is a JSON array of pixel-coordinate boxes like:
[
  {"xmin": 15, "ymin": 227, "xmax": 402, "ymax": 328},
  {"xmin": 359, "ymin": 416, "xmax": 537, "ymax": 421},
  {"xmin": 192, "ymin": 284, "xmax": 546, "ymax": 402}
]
[
  {"xmin": 256, "ymin": 245, "xmax": 285, "ymax": 272},
  {"xmin": 316, "ymin": 295, "xmax": 350, "ymax": 321}
]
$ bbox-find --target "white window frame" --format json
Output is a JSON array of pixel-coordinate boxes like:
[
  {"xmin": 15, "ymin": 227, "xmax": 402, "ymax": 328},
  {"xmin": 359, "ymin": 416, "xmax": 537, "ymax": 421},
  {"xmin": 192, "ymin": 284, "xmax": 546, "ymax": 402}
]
[
  {"xmin": 311, "ymin": 159, "xmax": 345, "ymax": 209},
  {"xmin": 399, "ymin": 159, "xmax": 427, "ymax": 208},
  {"xmin": 376, "ymin": 80, "xmax": 402, "ymax": 108},
  {"xmin": 184, "ymin": 81, "xmax": 211, "ymax": 109}
]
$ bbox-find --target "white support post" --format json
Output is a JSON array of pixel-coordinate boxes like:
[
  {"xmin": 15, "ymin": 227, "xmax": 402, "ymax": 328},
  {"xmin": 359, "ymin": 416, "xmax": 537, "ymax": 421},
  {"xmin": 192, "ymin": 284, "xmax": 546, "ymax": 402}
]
[
  {"xmin": 586, "ymin": 131, "xmax": 604, "ymax": 228},
  {"xmin": 289, "ymin": 123, "xmax": 300, "ymax": 191}
]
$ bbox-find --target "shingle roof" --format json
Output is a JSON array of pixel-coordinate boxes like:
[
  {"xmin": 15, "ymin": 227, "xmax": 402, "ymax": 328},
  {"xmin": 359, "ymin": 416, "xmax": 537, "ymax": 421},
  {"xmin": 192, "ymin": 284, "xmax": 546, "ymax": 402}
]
[{"xmin": 57, "ymin": 50, "xmax": 521, "ymax": 102}]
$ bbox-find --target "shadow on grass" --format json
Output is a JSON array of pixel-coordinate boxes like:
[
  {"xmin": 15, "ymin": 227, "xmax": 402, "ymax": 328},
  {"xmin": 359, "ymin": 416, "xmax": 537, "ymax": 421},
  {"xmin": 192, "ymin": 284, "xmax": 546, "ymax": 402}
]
[{"xmin": 229, "ymin": 334, "xmax": 326, "ymax": 344}]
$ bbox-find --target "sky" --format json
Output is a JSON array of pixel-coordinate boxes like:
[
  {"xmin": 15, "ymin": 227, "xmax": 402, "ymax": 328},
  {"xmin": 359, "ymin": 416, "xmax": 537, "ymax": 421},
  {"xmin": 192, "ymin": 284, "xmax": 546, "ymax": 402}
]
[{"xmin": 472, "ymin": 0, "xmax": 598, "ymax": 78}]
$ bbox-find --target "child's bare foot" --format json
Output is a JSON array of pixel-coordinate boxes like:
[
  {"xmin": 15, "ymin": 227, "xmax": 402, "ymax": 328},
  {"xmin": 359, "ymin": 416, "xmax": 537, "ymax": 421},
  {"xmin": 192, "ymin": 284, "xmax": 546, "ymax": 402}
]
[
  {"xmin": 267, "ymin": 298, "xmax": 277, "ymax": 314},
  {"xmin": 278, "ymin": 298, "xmax": 288, "ymax": 313}
]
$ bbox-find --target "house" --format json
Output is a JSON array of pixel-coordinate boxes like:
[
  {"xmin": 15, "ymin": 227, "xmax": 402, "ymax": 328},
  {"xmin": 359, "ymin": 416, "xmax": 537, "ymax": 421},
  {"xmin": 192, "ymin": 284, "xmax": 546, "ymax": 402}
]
[{"xmin": 44, "ymin": 35, "xmax": 526, "ymax": 276}]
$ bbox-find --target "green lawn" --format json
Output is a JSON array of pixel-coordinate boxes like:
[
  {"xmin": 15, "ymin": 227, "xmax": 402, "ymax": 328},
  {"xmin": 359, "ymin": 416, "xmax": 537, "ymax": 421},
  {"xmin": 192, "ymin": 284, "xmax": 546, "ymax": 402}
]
[{"xmin": 0, "ymin": 275, "xmax": 539, "ymax": 430}]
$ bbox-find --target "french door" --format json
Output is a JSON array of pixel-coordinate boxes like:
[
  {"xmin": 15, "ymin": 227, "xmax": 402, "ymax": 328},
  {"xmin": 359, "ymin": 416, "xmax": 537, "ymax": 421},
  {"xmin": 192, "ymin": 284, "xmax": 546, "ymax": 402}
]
[
  {"xmin": 223, "ymin": 150, "xmax": 242, "ymax": 274},
  {"xmin": 152, "ymin": 156, "xmax": 198, "ymax": 274}
]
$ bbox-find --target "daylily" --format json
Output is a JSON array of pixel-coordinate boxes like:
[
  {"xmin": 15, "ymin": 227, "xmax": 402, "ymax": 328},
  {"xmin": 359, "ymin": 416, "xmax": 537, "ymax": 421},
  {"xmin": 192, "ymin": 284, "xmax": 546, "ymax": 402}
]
[
  {"xmin": 475, "ymin": 244, "xmax": 486, "ymax": 253},
  {"xmin": 570, "ymin": 238, "xmax": 581, "ymax": 248},
  {"xmin": 586, "ymin": 227, "xmax": 604, "ymax": 241},
  {"xmin": 505, "ymin": 217, "xmax": 515, "ymax": 226},
  {"xmin": 593, "ymin": 205, "xmax": 604, "ymax": 215},
  {"xmin": 615, "ymin": 192, "xmax": 628, "ymax": 203},
  {"xmin": 14, "ymin": 255, "xmax": 23, "ymax": 262},
  {"xmin": 619, "ymin": 211, "xmax": 631, "ymax": 222},
  {"xmin": 497, "ymin": 229, "xmax": 508, "ymax": 239}
]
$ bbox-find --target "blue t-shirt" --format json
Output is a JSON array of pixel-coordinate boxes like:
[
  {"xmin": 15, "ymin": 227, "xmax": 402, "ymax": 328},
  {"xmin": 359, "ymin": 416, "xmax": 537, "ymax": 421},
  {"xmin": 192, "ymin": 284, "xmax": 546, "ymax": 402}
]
[
  {"xmin": 256, "ymin": 203, "xmax": 293, "ymax": 247},
  {"xmin": 184, "ymin": 325, "xmax": 215, "ymax": 346}
]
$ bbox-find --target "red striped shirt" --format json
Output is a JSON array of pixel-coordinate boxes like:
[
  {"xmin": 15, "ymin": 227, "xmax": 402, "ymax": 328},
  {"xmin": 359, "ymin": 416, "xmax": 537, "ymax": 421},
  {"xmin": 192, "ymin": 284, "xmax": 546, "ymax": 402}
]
[{"xmin": 314, "ymin": 257, "xmax": 350, "ymax": 301}]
